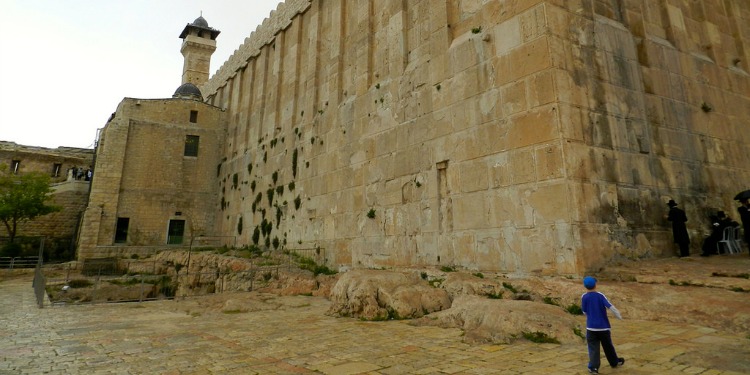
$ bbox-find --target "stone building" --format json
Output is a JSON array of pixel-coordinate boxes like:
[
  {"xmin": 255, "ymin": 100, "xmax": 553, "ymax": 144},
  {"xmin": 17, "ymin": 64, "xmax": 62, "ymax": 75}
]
[
  {"xmin": 80, "ymin": 1, "xmax": 750, "ymax": 275},
  {"xmin": 77, "ymin": 17, "xmax": 227, "ymax": 259},
  {"xmin": 0, "ymin": 141, "xmax": 94, "ymax": 258}
]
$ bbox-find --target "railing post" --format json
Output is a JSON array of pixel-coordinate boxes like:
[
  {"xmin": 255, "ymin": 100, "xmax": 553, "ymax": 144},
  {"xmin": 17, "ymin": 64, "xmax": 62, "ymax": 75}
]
[{"xmin": 139, "ymin": 276, "xmax": 144, "ymax": 303}]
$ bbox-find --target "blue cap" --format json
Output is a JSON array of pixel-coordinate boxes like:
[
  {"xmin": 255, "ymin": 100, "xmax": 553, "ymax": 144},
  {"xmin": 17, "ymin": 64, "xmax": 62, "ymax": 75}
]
[{"xmin": 583, "ymin": 276, "xmax": 597, "ymax": 289}]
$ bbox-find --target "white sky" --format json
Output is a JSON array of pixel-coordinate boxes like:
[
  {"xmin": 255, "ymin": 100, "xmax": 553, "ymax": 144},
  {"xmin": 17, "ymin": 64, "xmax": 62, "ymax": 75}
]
[{"xmin": 0, "ymin": 0, "xmax": 282, "ymax": 149}]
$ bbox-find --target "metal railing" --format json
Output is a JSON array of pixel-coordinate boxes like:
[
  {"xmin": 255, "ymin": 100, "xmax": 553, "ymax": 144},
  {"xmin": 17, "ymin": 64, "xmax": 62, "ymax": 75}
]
[{"xmin": 0, "ymin": 256, "xmax": 40, "ymax": 269}]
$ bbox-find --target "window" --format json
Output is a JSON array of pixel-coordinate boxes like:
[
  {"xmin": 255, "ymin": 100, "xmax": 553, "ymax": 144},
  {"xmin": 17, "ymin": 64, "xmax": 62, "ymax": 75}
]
[
  {"xmin": 184, "ymin": 135, "xmax": 199, "ymax": 156},
  {"xmin": 114, "ymin": 218, "xmax": 130, "ymax": 243},
  {"xmin": 189, "ymin": 110, "xmax": 198, "ymax": 123},
  {"xmin": 10, "ymin": 160, "xmax": 20, "ymax": 174},
  {"xmin": 52, "ymin": 163, "xmax": 62, "ymax": 177},
  {"xmin": 167, "ymin": 219, "xmax": 186, "ymax": 245}
]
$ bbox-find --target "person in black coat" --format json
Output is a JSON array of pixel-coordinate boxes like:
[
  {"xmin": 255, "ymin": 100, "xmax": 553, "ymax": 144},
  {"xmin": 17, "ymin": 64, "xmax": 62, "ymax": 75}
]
[
  {"xmin": 666, "ymin": 200, "xmax": 690, "ymax": 257},
  {"xmin": 702, "ymin": 211, "xmax": 739, "ymax": 255}
]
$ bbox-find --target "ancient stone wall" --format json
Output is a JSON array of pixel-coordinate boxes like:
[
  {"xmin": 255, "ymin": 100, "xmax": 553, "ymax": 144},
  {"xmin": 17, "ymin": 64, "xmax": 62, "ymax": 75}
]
[
  {"xmin": 0, "ymin": 141, "xmax": 94, "ymax": 183},
  {"xmin": 203, "ymin": 0, "xmax": 750, "ymax": 274},
  {"xmin": 78, "ymin": 98, "xmax": 227, "ymax": 260}
]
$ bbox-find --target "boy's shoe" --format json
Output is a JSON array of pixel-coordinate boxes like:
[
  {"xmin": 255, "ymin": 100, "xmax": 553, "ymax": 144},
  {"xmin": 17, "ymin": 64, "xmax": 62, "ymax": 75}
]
[
  {"xmin": 588, "ymin": 368, "xmax": 598, "ymax": 374},
  {"xmin": 611, "ymin": 358, "xmax": 625, "ymax": 368}
]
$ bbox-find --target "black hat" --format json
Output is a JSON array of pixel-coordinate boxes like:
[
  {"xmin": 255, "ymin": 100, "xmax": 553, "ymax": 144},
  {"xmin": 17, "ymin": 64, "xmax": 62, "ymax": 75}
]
[{"xmin": 667, "ymin": 199, "xmax": 678, "ymax": 207}]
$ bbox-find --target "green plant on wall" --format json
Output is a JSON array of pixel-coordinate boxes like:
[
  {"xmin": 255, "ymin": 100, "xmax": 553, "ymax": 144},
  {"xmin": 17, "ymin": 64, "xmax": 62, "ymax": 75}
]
[
  {"xmin": 272, "ymin": 236, "xmax": 280, "ymax": 249},
  {"xmin": 288, "ymin": 181, "xmax": 295, "ymax": 191},
  {"xmin": 276, "ymin": 185, "xmax": 284, "ymax": 195},
  {"xmin": 294, "ymin": 195, "xmax": 301, "ymax": 210},
  {"xmin": 292, "ymin": 149, "xmax": 298, "ymax": 178},
  {"xmin": 252, "ymin": 226, "xmax": 260, "ymax": 245},
  {"xmin": 247, "ymin": 163, "xmax": 253, "ymax": 175},
  {"xmin": 267, "ymin": 188, "xmax": 275, "ymax": 206},
  {"xmin": 250, "ymin": 180, "xmax": 256, "ymax": 192},
  {"xmin": 237, "ymin": 216, "xmax": 243, "ymax": 235},
  {"xmin": 276, "ymin": 206, "xmax": 282, "ymax": 228},
  {"xmin": 232, "ymin": 174, "xmax": 238, "ymax": 189},
  {"xmin": 367, "ymin": 208, "xmax": 376, "ymax": 219},
  {"xmin": 272, "ymin": 171, "xmax": 278, "ymax": 184}
]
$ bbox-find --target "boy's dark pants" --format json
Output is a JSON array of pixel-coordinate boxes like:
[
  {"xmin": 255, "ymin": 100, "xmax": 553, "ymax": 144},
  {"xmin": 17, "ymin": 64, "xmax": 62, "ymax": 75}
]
[{"xmin": 586, "ymin": 330, "xmax": 619, "ymax": 369}]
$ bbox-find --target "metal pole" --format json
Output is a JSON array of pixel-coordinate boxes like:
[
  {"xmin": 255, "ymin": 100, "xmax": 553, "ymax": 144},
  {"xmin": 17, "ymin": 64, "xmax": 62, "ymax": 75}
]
[{"xmin": 37, "ymin": 237, "xmax": 45, "ymax": 267}]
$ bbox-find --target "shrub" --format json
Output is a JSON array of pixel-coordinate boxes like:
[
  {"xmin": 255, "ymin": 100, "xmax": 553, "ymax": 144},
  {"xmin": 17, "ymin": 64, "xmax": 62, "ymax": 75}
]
[
  {"xmin": 1, "ymin": 243, "xmax": 22, "ymax": 257},
  {"xmin": 566, "ymin": 303, "xmax": 583, "ymax": 315},
  {"xmin": 68, "ymin": 279, "xmax": 93, "ymax": 288},
  {"xmin": 522, "ymin": 331, "xmax": 560, "ymax": 344}
]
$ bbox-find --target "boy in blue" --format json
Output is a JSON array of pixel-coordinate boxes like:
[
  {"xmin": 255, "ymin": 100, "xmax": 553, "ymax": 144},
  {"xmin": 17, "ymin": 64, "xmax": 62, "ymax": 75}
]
[{"xmin": 581, "ymin": 276, "xmax": 625, "ymax": 374}]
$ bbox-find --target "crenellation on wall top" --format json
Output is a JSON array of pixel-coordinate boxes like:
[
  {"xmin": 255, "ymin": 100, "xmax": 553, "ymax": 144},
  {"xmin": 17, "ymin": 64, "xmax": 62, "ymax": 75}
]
[{"xmin": 202, "ymin": 0, "xmax": 312, "ymax": 97}]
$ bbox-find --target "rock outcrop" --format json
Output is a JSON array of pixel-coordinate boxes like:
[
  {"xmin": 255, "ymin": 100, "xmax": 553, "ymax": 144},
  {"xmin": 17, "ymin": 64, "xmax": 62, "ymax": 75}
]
[
  {"xmin": 327, "ymin": 269, "xmax": 451, "ymax": 320},
  {"xmin": 413, "ymin": 295, "xmax": 583, "ymax": 345}
]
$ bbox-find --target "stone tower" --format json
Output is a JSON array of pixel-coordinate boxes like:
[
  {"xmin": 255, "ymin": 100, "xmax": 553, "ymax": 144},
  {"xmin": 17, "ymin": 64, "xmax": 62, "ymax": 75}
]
[{"xmin": 179, "ymin": 15, "xmax": 220, "ymax": 86}]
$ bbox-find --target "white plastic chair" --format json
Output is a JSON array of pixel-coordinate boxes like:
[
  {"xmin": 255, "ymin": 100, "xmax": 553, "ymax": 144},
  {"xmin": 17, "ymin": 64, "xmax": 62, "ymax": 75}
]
[{"xmin": 717, "ymin": 227, "xmax": 741, "ymax": 254}]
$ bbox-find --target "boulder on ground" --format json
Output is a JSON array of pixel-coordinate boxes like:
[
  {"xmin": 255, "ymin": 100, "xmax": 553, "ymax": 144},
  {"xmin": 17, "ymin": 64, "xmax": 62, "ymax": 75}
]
[
  {"xmin": 327, "ymin": 269, "xmax": 451, "ymax": 320},
  {"xmin": 412, "ymin": 295, "xmax": 583, "ymax": 345}
]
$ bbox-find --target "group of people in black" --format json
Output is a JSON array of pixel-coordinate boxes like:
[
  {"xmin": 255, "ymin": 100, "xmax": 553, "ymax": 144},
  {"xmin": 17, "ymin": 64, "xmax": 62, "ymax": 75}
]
[{"xmin": 666, "ymin": 198, "xmax": 750, "ymax": 257}]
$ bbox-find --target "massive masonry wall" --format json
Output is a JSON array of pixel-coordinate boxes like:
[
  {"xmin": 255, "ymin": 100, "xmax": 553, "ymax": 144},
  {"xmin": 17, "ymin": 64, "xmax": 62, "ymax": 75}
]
[
  {"xmin": 203, "ymin": 0, "xmax": 750, "ymax": 274},
  {"xmin": 78, "ymin": 98, "xmax": 226, "ymax": 259}
]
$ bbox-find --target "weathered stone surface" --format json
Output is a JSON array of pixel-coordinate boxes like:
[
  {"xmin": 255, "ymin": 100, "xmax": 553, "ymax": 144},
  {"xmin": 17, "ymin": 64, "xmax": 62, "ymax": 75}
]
[
  {"xmin": 74, "ymin": 0, "xmax": 750, "ymax": 277},
  {"xmin": 327, "ymin": 269, "xmax": 451, "ymax": 320},
  {"xmin": 413, "ymin": 295, "xmax": 582, "ymax": 345}
]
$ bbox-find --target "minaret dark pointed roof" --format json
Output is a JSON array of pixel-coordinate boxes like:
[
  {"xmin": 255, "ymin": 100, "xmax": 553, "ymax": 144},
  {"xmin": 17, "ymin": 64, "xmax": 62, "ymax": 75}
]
[{"xmin": 179, "ymin": 15, "xmax": 220, "ymax": 39}]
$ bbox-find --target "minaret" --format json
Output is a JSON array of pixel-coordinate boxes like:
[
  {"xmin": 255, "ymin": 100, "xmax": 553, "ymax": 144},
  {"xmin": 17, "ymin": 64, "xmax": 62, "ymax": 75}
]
[{"xmin": 178, "ymin": 15, "xmax": 220, "ymax": 86}]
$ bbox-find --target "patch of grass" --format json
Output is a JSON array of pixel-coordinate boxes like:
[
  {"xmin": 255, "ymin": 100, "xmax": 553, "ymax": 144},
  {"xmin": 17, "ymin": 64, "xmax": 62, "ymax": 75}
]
[
  {"xmin": 566, "ymin": 303, "xmax": 583, "ymax": 315},
  {"xmin": 522, "ymin": 331, "xmax": 560, "ymax": 344},
  {"xmin": 712, "ymin": 272, "xmax": 750, "ymax": 279},
  {"xmin": 670, "ymin": 279, "xmax": 704, "ymax": 287},
  {"xmin": 295, "ymin": 255, "xmax": 337, "ymax": 276},
  {"xmin": 542, "ymin": 296, "xmax": 560, "ymax": 306},
  {"xmin": 486, "ymin": 291, "xmax": 503, "ymax": 299},
  {"xmin": 68, "ymin": 279, "xmax": 93, "ymax": 288},
  {"xmin": 440, "ymin": 265, "xmax": 456, "ymax": 272},
  {"xmin": 573, "ymin": 327, "xmax": 585, "ymax": 339},
  {"xmin": 730, "ymin": 287, "xmax": 749, "ymax": 293},
  {"xmin": 420, "ymin": 272, "xmax": 428, "ymax": 280},
  {"xmin": 502, "ymin": 282, "xmax": 518, "ymax": 293},
  {"xmin": 471, "ymin": 26, "xmax": 482, "ymax": 34},
  {"xmin": 367, "ymin": 208, "xmax": 376, "ymax": 219},
  {"xmin": 472, "ymin": 272, "xmax": 484, "ymax": 279}
]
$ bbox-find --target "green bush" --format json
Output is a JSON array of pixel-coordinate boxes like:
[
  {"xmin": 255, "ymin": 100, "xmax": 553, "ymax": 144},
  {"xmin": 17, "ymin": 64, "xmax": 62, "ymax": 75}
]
[
  {"xmin": 1, "ymin": 243, "xmax": 22, "ymax": 258},
  {"xmin": 522, "ymin": 331, "xmax": 560, "ymax": 344},
  {"xmin": 68, "ymin": 279, "xmax": 93, "ymax": 288},
  {"xmin": 566, "ymin": 303, "xmax": 583, "ymax": 315}
]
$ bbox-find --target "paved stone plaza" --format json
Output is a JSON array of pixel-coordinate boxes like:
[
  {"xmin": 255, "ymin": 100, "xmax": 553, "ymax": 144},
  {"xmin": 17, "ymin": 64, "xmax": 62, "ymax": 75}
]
[{"xmin": 1, "ymin": 272, "xmax": 749, "ymax": 375}]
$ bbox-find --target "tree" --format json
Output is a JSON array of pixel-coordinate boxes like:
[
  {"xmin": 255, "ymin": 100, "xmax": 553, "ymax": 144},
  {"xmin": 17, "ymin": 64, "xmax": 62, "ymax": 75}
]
[{"xmin": 0, "ymin": 168, "xmax": 61, "ymax": 252}]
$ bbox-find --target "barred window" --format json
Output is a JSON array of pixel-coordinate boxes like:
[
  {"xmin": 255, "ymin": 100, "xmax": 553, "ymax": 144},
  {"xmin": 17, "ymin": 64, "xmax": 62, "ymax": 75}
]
[{"xmin": 184, "ymin": 135, "xmax": 199, "ymax": 157}]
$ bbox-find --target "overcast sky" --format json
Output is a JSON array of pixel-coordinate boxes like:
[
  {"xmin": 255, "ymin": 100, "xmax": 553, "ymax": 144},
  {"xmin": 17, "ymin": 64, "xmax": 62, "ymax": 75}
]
[{"xmin": 0, "ymin": 0, "xmax": 282, "ymax": 149}]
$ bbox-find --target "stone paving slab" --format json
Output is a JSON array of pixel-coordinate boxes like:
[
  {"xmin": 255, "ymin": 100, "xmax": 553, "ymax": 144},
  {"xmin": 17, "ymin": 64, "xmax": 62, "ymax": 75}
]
[{"xmin": 1, "ymin": 277, "xmax": 749, "ymax": 374}]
